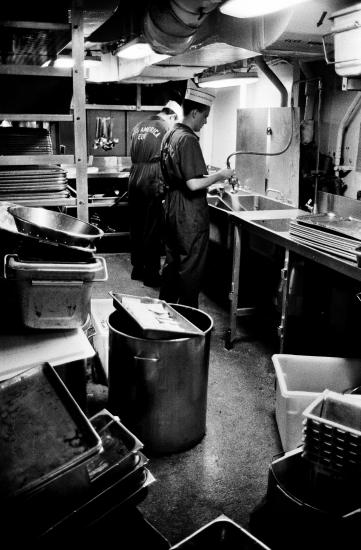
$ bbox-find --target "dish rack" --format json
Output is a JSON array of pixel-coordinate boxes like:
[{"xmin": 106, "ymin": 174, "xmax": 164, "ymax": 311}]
[{"xmin": 302, "ymin": 389, "xmax": 361, "ymax": 479}]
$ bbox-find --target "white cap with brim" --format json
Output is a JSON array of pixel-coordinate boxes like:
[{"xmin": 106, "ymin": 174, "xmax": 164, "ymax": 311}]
[
  {"xmin": 184, "ymin": 79, "xmax": 215, "ymax": 107},
  {"xmin": 165, "ymin": 100, "xmax": 183, "ymax": 120}
]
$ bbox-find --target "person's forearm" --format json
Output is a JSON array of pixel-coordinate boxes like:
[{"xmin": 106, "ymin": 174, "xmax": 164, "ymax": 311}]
[{"xmin": 186, "ymin": 169, "xmax": 228, "ymax": 192}]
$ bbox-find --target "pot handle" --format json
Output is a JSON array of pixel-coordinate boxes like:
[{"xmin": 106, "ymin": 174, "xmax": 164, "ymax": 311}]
[
  {"xmin": 3, "ymin": 253, "xmax": 17, "ymax": 279},
  {"xmin": 133, "ymin": 355, "xmax": 159, "ymax": 391},
  {"xmin": 93, "ymin": 255, "xmax": 109, "ymax": 282}
]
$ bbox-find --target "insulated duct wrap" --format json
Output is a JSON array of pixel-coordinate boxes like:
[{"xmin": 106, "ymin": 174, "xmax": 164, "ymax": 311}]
[{"xmin": 143, "ymin": 0, "xmax": 224, "ymax": 56}]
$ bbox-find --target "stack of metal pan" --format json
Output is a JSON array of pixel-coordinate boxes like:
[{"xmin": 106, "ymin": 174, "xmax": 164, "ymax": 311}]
[
  {"xmin": 0, "ymin": 165, "xmax": 70, "ymax": 202},
  {"xmin": 290, "ymin": 213, "xmax": 361, "ymax": 263},
  {"xmin": 0, "ymin": 126, "xmax": 53, "ymax": 155},
  {"xmin": 0, "ymin": 362, "xmax": 154, "ymax": 541}
]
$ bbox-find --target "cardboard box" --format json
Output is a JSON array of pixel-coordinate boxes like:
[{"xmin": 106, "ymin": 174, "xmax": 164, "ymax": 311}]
[{"xmin": 91, "ymin": 298, "xmax": 115, "ymax": 379}]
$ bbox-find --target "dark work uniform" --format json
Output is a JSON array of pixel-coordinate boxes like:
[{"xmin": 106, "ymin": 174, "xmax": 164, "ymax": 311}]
[
  {"xmin": 128, "ymin": 114, "xmax": 172, "ymax": 283},
  {"xmin": 159, "ymin": 123, "xmax": 209, "ymax": 308}
]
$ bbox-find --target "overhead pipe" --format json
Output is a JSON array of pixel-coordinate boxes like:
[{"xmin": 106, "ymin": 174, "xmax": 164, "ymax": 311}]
[
  {"xmin": 334, "ymin": 92, "xmax": 361, "ymax": 176},
  {"xmin": 254, "ymin": 55, "xmax": 288, "ymax": 107},
  {"xmin": 143, "ymin": 0, "xmax": 224, "ymax": 56}
]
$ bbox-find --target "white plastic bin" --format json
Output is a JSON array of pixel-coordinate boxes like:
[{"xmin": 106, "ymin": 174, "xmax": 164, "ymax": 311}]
[
  {"xmin": 90, "ymin": 298, "xmax": 115, "ymax": 379},
  {"xmin": 272, "ymin": 354, "xmax": 361, "ymax": 452}
]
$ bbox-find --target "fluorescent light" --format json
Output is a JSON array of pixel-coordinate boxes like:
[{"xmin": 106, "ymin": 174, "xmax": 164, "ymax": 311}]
[
  {"xmin": 42, "ymin": 53, "xmax": 101, "ymax": 69},
  {"xmin": 114, "ymin": 37, "xmax": 169, "ymax": 63},
  {"xmin": 84, "ymin": 53, "xmax": 102, "ymax": 68},
  {"xmin": 53, "ymin": 56, "xmax": 74, "ymax": 68},
  {"xmin": 198, "ymin": 72, "xmax": 258, "ymax": 88},
  {"xmin": 220, "ymin": 0, "xmax": 312, "ymax": 18},
  {"xmin": 114, "ymin": 39, "xmax": 151, "ymax": 59}
]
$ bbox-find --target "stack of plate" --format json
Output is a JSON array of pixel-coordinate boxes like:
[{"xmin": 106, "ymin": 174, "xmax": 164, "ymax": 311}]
[
  {"xmin": 0, "ymin": 165, "xmax": 70, "ymax": 201},
  {"xmin": 290, "ymin": 213, "xmax": 361, "ymax": 263},
  {"xmin": 0, "ymin": 126, "xmax": 53, "ymax": 155}
]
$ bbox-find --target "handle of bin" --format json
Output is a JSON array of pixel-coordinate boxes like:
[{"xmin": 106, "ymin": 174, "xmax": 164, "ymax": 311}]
[
  {"xmin": 93, "ymin": 255, "xmax": 108, "ymax": 282},
  {"xmin": 134, "ymin": 356, "xmax": 159, "ymax": 365},
  {"xmin": 133, "ymin": 355, "xmax": 160, "ymax": 407},
  {"xmin": 3, "ymin": 253, "xmax": 18, "ymax": 279}
]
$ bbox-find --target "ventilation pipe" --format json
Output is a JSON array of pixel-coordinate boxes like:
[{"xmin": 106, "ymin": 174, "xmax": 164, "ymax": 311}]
[
  {"xmin": 334, "ymin": 92, "xmax": 361, "ymax": 176},
  {"xmin": 143, "ymin": 0, "xmax": 224, "ymax": 56},
  {"xmin": 254, "ymin": 55, "xmax": 288, "ymax": 107}
]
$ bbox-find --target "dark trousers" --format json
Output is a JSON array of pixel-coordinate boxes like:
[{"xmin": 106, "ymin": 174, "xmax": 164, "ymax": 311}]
[
  {"xmin": 129, "ymin": 192, "xmax": 164, "ymax": 279},
  {"xmin": 159, "ymin": 229, "xmax": 208, "ymax": 309}
]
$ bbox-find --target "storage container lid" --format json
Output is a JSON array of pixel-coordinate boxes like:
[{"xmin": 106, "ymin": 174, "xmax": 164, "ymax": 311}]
[{"xmin": 110, "ymin": 292, "xmax": 204, "ymax": 339}]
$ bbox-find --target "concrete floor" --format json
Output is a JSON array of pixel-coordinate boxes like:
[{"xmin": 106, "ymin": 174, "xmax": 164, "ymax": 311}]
[{"xmin": 90, "ymin": 252, "xmax": 283, "ymax": 547}]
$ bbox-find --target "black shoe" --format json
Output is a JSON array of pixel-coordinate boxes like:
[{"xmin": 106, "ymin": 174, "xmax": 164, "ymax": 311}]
[{"xmin": 131, "ymin": 267, "xmax": 144, "ymax": 281}]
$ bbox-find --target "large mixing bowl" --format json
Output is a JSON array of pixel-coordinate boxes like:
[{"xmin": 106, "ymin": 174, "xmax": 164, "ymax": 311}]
[{"xmin": 8, "ymin": 205, "xmax": 104, "ymax": 248}]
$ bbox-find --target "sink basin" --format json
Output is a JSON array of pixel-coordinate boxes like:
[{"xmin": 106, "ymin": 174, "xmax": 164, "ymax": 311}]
[
  {"xmin": 207, "ymin": 195, "xmax": 233, "ymax": 212},
  {"xmin": 225, "ymin": 193, "xmax": 292, "ymax": 211},
  {"xmin": 251, "ymin": 218, "xmax": 292, "ymax": 232}
]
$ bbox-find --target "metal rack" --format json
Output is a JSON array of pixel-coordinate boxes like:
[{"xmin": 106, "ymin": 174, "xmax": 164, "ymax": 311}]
[{"xmin": 0, "ymin": 5, "xmax": 89, "ymax": 220}]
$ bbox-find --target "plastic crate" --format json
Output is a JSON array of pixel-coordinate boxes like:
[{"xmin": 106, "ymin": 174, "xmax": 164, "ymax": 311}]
[
  {"xmin": 302, "ymin": 390, "xmax": 361, "ymax": 479},
  {"xmin": 90, "ymin": 298, "xmax": 115, "ymax": 379},
  {"xmin": 272, "ymin": 354, "xmax": 361, "ymax": 452}
]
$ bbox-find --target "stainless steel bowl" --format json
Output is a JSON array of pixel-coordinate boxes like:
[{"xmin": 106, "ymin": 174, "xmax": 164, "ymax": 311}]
[{"xmin": 8, "ymin": 205, "xmax": 104, "ymax": 248}]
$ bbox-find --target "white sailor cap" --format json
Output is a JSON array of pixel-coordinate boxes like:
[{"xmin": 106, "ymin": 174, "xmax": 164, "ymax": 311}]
[
  {"xmin": 184, "ymin": 79, "xmax": 215, "ymax": 107},
  {"xmin": 165, "ymin": 100, "xmax": 183, "ymax": 120}
]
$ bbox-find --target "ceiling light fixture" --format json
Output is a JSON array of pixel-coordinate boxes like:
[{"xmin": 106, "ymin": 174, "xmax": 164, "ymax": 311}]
[
  {"xmin": 198, "ymin": 72, "xmax": 258, "ymax": 88},
  {"xmin": 42, "ymin": 52, "xmax": 101, "ymax": 69},
  {"xmin": 219, "ymin": 0, "xmax": 312, "ymax": 18},
  {"xmin": 114, "ymin": 37, "xmax": 168, "ymax": 62},
  {"xmin": 84, "ymin": 51, "xmax": 102, "ymax": 68}
]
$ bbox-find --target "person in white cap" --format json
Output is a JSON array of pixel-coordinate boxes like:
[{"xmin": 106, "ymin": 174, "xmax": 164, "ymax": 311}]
[
  {"xmin": 128, "ymin": 99, "xmax": 183, "ymax": 287},
  {"xmin": 159, "ymin": 80, "xmax": 235, "ymax": 308}
]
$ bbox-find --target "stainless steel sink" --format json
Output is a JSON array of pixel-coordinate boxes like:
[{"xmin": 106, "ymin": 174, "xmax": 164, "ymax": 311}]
[
  {"xmin": 224, "ymin": 193, "xmax": 292, "ymax": 211},
  {"xmin": 251, "ymin": 218, "xmax": 292, "ymax": 232},
  {"xmin": 207, "ymin": 195, "xmax": 233, "ymax": 212}
]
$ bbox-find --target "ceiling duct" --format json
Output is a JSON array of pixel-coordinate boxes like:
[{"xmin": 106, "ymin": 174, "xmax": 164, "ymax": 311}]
[{"xmin": 142, "ymin": 0, "xmax": 225, "ymax": 56}]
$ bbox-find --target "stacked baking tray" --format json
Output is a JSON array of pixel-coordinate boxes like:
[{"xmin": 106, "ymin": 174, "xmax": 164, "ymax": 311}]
[
  {"xmin": 0, "ymin": 126, "xmax": 53, "ymax": 155},
  {"xmin": 0, "ymin": 165, "xmax": 70, "ymax": 202},
  {"xmin": 0, "ymin": 364, "xmax": 153, "ymax": 541},
  {"xmin": 290, "ymin": 213, "xmax": 361, "ymax": 263}
]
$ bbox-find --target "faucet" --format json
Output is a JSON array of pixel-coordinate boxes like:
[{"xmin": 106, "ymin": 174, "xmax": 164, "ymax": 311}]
[{"xmin": 266, "ymin": 188, "xmax": 284, "ymax": 201}]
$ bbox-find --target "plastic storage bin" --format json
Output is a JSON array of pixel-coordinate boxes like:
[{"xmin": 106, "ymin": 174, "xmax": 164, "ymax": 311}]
[
  {"xmin": 272, "ymin": 354, "xmax": 361, "ymax": 452},
  {"xmin": 90, "ymin": 298, "xmax": 115, "ymax": 379}
]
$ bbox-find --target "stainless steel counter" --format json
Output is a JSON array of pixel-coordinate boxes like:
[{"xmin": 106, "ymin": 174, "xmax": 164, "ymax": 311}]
[{"xmin": 208, "ymin": 193, "xmax": 361, "ymax": 351}]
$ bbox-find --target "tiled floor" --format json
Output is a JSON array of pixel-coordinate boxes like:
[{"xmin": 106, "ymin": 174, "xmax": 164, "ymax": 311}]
[{"xmin": 90, "ymin": 252, "xmax": 282, "ymax": 547}]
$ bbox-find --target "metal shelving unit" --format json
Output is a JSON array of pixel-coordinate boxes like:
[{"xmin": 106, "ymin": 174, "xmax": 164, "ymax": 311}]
[{"xmin": 0, "ymin": 5, "xmax": 89, "ymax": 220}]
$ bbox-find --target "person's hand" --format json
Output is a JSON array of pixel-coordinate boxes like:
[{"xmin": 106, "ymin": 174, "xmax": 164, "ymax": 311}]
[
  {"xmin": 219, "ymin": 167, "xmax": 235, "ymax": 181},
  {"xmin": 208, "ymin": 182, "xmax": 224, "ymax": 195}
]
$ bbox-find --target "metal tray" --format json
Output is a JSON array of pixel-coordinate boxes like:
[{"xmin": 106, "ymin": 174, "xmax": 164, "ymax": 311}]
[
  {"xmin": 110, "ymin": 292, "xmax": 204, "ymax": 339},
  {"xmin": 296, "ymin": 212, "xmax": 361, "ymax": 242},
  {"xmin": 87, "ymin": 409, "xmax": 144, "ymax": 483},
  {"xmin": 0, "ymin": 362, "xmax": 102, "ymax": 501},
  {"xmin": 170, "ymin": 515, "xmax": 270, "ymax": 549}
]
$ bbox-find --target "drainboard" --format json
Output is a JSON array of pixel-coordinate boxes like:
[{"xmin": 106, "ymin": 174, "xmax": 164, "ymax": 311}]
[{"xmin": 251, "ymin": 218, "xmax": 292, "ymax": 232}]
